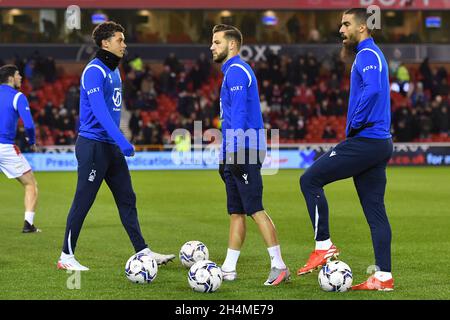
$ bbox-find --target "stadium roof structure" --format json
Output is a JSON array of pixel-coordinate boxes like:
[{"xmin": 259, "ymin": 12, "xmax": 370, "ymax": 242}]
[{"xmin": 1, "ymin": 0, "xmax": 450, "ymax": 10}]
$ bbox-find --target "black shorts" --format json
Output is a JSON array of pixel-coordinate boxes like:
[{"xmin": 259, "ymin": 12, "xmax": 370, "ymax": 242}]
[{"xmin": 223, "ymin": 161, "xmax": 264, "ymax": 216}]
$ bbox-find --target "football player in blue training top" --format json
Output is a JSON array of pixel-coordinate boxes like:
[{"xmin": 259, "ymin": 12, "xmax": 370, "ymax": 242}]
[
  {"xmin": 57, "ymin": 21, "xmax": 175, "ymax": 271},
  {"xmin": 0, "ymin": 64, "xmax": 40, "ymax": 233},
  {"xmin": 297, "ymin": 8, "xmax": 394, "ymax": 291},
  {"xmin": 211, "ymin": 24, "xmax": 290, "ymax": 286}
]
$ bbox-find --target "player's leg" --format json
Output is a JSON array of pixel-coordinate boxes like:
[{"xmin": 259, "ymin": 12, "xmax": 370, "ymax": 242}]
[
  {"xmin": 104, "ymin": 145, "xmax": 146, "ymax": 252},
  {"xmin": 0, "ymin": 143, "xmax": 39, "ymax": 232},
  {"xmin": 228, "ymin": 214, "xmax": 246, "ymax": 251},
  {"xmin": 16, "ymin": 170, "xmax": 39, "ymax": 233},
  {"xmin": 221, "ymin": 213, "xmax": 246, "ymax": 280},
  {"xmin": 251, "ymin": 210, "xmax": 291, "ymax": 286},
  {"xmin": 58, "ymin": 137, "xmax": 108, "ymax": 270},
  {"xmin": 352, "ymin": 140, "xmax": 394, "ymax": 291},
  {"xmin": 355, "ymin": 164, "xmax": 392, "ymax": 273},
  {"xmin": 104, "ymin": 145, "xmax": 175, "ymax": 265},
  {"xmin": 352, "ymin": 162, "xmax": 393, "ymax": 291},
  {"xmin": 251, "ymin": 211, "xmax": 278, "ymax": 247},
  {"xmin": 235, "ymin": 160, "xmax": 290, "ymax": 285},
  {"xmin": 17, "ymin": 170, "xmax": 38, "ymax": 213},
  {"xmin": 298, "ymin": 138, "xmax": 385, "ymax": 275},
  {"xmin": 220, "ymin": 165, "xmax": 246, "ymax": 280}
]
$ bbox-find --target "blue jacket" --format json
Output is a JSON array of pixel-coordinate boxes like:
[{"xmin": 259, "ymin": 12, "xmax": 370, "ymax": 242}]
[
  {"xmin": 220, "ymin": 55, "xmax": 266, "ymax": 159},
  {"xmin": 79, "ymin": 58, "xmax": 133, "ymax": 155},
  {"xmin": 347, "ymin": 37, "xmax": 391, "ymax": 139},
  {"xmin": 0, "ymin": 84, "xmax": 35, "ymax": 145}
]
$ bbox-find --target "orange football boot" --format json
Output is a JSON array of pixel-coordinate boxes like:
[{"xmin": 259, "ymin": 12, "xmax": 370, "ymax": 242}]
[
  {"xmin": 297, "ymin": 245, "xmax": 340, "ymax": 275},
  {"xmin": 351, "ymin": 275, "xmax": 394, "ymax": 291}
]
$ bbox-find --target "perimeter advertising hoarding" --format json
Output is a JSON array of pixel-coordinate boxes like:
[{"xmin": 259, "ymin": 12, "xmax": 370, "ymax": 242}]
[{"xmin": 22, "ymin": 144, "xmax": 450, "ymax": 172}]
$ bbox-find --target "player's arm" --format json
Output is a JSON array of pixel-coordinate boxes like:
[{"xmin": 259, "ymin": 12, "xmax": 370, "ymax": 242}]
[
  {"xmin": 227, "ymin": 67, "xmax": 249, "ymax": 152},
  {"xmin": 83, "ymin": 67, "xmax": 134, "ymax": 156},
  {"xmin": 350, "ymin": 50, "xmax": 382, "ymax": 133},
  {"xmin": 16, "ymin": 94, "xmax": 36, "ymax": 146}
]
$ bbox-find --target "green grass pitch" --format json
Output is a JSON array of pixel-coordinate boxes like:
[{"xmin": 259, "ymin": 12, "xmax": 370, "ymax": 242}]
[{"xmin": 0, "ymin": 167, "xmax": 449, "ymax": 300}]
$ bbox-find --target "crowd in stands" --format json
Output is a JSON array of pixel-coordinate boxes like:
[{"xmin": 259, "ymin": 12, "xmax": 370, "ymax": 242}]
[
  {"xmin": 0, "ymin": 18, "xmax": 296, "ymax": 44},
  {"xmin": 121, "ymin": 50, "xmax": 450, "ymax": 146},
  {"xmin": 4, "ymin": 50, "xmax": 450, "ymax": 151},
  {"xmin": 0, "ymin": 13, "xmax": 432, "ymax": 45},
  {"xmin": 8, "ymin": 52, "xmax": 80, "ymax": 151}
]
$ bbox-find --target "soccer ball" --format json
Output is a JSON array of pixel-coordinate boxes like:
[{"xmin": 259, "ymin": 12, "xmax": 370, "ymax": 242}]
[
  {"xmin": 125, "ymin": 253, "xmax": 158, "ymax": 284},
  {"xmin": 179, "ymin": 240, "xmax": 209, "ymax": 268},
  {"xmin": 318, "ymin": 260, "xmax": 353, "ymax": 292},
  {"xmin": 188, "ymin": 260, "xmax": 223, "ymax": 293}
]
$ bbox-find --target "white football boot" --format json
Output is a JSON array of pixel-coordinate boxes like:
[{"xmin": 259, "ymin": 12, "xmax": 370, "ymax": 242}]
[
  {"xmin": 137, "ymin": 248, "xmax": 176, "ymax": 265},
  {"xmin": 57, "ymin": 252, "xmax": 89, "ymax": 271},
  {"xmin": 222, "ymin": 269, "xmax": 238, "ymax": 281}
]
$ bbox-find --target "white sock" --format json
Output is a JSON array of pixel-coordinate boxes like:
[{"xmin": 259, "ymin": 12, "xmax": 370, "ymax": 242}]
[
  {"xmin": 374, "ymin": 271, "xmax": 392, "ymax": 281},
  {"xmin": 315, "ymin": 239, "xmax": 332, "ymax": 250},
  {"xmin": 222, "ymin": 248, "xmax": 240, "ymax": 272},
  {"xmin": 267, "ymin": 245, "xmax": 286, "ymax": 269},
  {"xmin": 25, "ymin": 211, "xmax": 35, "ymax": 225},
  {"xmin": 60, "ymin": 252, "xmax": 73, "ymax": 260}
]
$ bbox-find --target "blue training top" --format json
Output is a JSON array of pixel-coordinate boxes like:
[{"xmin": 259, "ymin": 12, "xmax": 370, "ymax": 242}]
[
  {"xmin": 347, "ymin": 37, "xmax": 392, "ymax": 139},
  {"xmin": 79, "ymin": 58, "xmax": 133, "ymax": 155},
  {"xmin": 220, "ymin": 55, "xmax": 266, "ymax": 159},
  {"xmin": 0, "ymin": 84, "xmax": 35, "ymax": 145}
]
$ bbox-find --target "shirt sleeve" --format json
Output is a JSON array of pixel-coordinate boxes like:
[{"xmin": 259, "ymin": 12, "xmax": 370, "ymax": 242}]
[
  {"xmin": 225, "ymin": 66, "xmax": 250, "ymax": 152},
  {"xmin": 16, "ymin": 94, "xmax": 36, "ymax": 145},
  {"xmin": 351, "ymin": 50, "xmax": 382, "ymax": 129},
  {"xmin": 82, "ymin": 67, "xmax": 133, "ymax": 154}
]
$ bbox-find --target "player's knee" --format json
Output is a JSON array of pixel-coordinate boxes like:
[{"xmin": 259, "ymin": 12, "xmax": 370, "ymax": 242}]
[
  {"xmin": 230, "ymin": 213, "xmax": 246, "ymax": 223},
  {"xmin": 24, "ymin": 178, "xmax": 38, "ymax": 194},
  {"xmin": 249, "ymin": 210, "xmax": 265, "ymax": 220},
  {"xmin": 300, "ymin": 170, "xmax": 323, "ymax": 192},
  {"xmin": 300, "ymin": 172, "xmax": 313, "ymax": 191}
]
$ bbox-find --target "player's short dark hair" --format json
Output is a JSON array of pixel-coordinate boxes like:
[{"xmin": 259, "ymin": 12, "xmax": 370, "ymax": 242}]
[
  {"xmin": 212, "ymin": 24, "xmax": 243, "ymax": 49},
  {"xmin": 344, "ymin": 8, "xmax": 373, "ymax": 33},
  {"xmin": 92, "ymin": 21, "xmax": 125, "ymax": 48},
  {"xmin": 0, "ymin": 64, "xmax": 18, "ymax": 83}
]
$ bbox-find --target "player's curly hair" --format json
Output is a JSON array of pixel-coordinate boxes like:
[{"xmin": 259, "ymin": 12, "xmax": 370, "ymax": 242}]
[
  {"xmin": 0, "ymin": 64, "xmax": 18, "ymax": 84},
  {"xmin": 212, "ymin": 24, "xmax": 243, "ymax": 49},
  {"xmin": 92, "ymin": 21, "xmax": 125, "ymax": 48}
]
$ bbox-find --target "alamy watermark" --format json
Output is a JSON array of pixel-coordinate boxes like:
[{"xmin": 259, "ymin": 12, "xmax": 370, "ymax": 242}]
[
  {"xmin": 366, "ymin": 264, "xmax": 381, "ymax": 275},
  {"xmin": 366, "ymin": 5, "xmax": 382, "ymax": 30},
  {"xmin": 66, "ymin": 270, "xmax": 81, "ymax": 289},
  {"xmin": 65, "ymin": 5, "xmax": 81, "ymax": 30},
  {"xmin": 170, "ymin": 121, "xmax": 280, "ymax": 175}
]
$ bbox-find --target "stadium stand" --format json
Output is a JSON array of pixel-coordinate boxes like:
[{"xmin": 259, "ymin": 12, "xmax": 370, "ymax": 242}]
[{"xmin": 6, "ymin": 51, "xmax": 450, "ymax": 150}]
